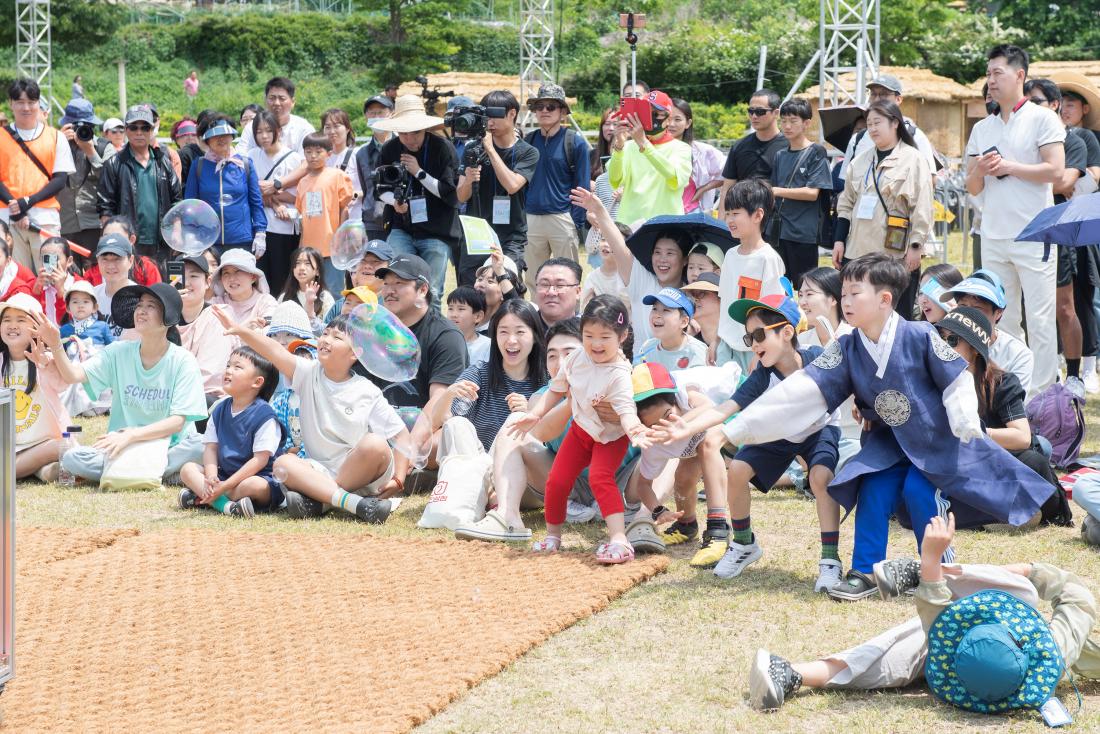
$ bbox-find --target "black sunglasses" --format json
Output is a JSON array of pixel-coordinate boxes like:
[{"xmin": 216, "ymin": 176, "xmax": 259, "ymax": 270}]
[
  {"xmin": 741, "ymin": 322, "xmax": 785, "ymax": 348},
  {"xmin": 530, "ymin": 102, "xmax": 560, "ymax": 112},
  {"xmin": 747, "ymin": 107, "xmax": 774, "ymax": 117},
  {"xmin": 944, "ymin": 334, "xmax": 961, "ymax": 347},
  {"xmin": 126, "ymin": 124, "xmax": 152, "ymax": 132}
]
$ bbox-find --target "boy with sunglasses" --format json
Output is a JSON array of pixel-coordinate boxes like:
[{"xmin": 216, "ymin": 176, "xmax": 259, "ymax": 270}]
[{"xmin": 653, "ymin": 293, "xmax": 843, "ymax": 592}]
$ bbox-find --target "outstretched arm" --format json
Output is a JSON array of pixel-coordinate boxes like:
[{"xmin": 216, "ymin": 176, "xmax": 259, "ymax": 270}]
[
  {"xmin": 722, "ymin": 371, "xmax": 829, "ymax": 446},
  {"xmin": 211, "ymin": 306, "xmax": 298, "ymax": 381}
]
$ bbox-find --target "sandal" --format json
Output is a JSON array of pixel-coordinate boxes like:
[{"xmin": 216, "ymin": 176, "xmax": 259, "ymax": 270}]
[
  {"xmin": 595, "ymin": 541, "xmax": 635, "ymax": 565},
  {"xmin": 531, "ymin": 535, "xmax": 562, "ymax": 553}
]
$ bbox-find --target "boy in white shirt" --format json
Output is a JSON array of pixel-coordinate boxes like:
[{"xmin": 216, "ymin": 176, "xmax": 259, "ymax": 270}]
[{"xmin": 634, "ymin": 287, "xmax": 708, "ymax": 371}]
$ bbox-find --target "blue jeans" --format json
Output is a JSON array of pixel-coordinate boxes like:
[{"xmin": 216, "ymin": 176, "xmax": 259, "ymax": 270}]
[
  {"xmin": 386, "ymin": 229, "xmax": 451, "ymax": 304},
  {"xmin": 321, "ymin": 256, "xmax": 346, "ymax": 298},
  {"xmin": 61, "ymin": 432, "xmax": 204, "ymax": 483}
]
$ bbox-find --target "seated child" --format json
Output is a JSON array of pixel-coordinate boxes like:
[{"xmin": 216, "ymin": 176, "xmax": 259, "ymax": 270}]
[
  {"xmin": 214, "ymin": 307, "xmax": 410, "ymax": 523},
  {"xmin": 211, "ymin": 248, "xmax": 278, "ymax": 328},
  {"xmin": 446, "ymin": 286, "xmax": 491, "ymax": 366},
  {"xmin": 60, "ymin": 280, "xmax": 113, "ymax": 359},
  {"xmin": 279, "ymin": 246, "xmax": 335, "ymax": 336},
  {"xmin": 751, "ymin": 514, "xmax": 1100, "ymax": 721},
  {"xmin": 179, "ymin": 347, "xmax": 284, "ymax": 517},
  {"xmin": 686, "ymin": 241, "xmax": 723, "ymax": 283},
  {"xmin": 656, "ymin": 294, "xmax": 843, "ymax": 592},
  {"xmin": 325, "ymin": 239, "xmax": 393, "ymax": 322},
  {"xmin": 635, "ymin": 287, "xmax": 708, "ymax": 370},
  {"xmin": 719, "ymin": 253, "xmax": 1054, "ymax": 602}
]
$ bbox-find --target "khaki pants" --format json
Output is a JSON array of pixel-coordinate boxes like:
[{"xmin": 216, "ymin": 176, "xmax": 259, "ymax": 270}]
[
  {"xmin": 525, "ymin": 212, "xmax": 579, "ymax": 291},
  {"xmin": 10, "ymin": 221, "xmax": 43, "ymax": 272}
]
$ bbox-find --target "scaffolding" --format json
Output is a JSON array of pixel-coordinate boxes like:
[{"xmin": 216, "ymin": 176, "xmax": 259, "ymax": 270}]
[
  {"xmin": 518, "ymin": 0, "xmax": 555, "ymax": 116},
  {"xmin": 818, "ymin": 0, "xmax": 880, "ymax": 108},
  {"xmin": 15, "ymin": 0, "xmax": 59, "ymax": 113}
]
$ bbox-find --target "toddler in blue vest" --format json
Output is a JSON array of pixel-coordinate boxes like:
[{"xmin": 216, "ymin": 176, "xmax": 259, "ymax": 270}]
[{"xmin": 178, "ymin": 346, "xmax": 285, "ymax": 518}]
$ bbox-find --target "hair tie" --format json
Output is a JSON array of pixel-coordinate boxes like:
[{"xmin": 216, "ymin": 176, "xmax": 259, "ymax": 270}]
[{"xmin": 617, "ymin": 311, "xmax": 625, "ymax": 325}]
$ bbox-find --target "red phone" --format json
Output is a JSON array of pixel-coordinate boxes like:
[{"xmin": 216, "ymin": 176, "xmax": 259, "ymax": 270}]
[{"xmin": 617, "ymin": 96, "xmax": 653, "ymax": 131}]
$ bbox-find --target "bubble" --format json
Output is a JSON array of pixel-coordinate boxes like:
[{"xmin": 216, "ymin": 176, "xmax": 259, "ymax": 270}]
[
  {"xmin": 394, "ymin": 406, "xmax": 422, "ymax": 432},
  {"xmin": 391, "ymin": 408, "xmax": 433, "ymax": 471},
  {"xmin": 160, "ymin": 199, "xmax": 220, "ymax": 256},
  {"xmin": 331, "ymin": 220, "xmax": 367, "ymax": 271},
  {"xmin": 347, "ymin": 302, "xmax": 420, "ymax": 382},
  {"xmin": 219, "ymin": 193, "xmax": 235, "ymax": 207}
]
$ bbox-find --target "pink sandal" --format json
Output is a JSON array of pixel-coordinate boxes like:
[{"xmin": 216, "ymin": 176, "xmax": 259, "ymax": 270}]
[
  {"xmin": 595, "ymin": 541, "xmax": 635, "ymax": 565},
  {"xmin": 531, "ymin": 535, "xmax": 562, "ymax": 553}
]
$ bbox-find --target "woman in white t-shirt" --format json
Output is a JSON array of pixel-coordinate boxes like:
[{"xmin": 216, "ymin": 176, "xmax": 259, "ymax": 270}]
[
  {"xmin": 247, "ymin": 111, "xmax": 305, "ymax": 297},
  {"xmin": 321, "ymin": 108, "xmax": 363, "ymax": 222}
]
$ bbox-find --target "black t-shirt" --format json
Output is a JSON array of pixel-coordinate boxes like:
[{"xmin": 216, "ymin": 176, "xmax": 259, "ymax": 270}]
[
  {"xmin": 1070, "ymin": 126, "xmax": 1100, "ymax": 169},
  {"xmin": 721, "ymin": 131, "xmax": 788, "ymax": 182},
  {"xmin": 1055, "ymin": 132, "xmax": 1088, "ymax": 205},
  {"xmin": 379, "ymin": 132, "xmax": 462, "ymax": 245},
  {"xmin": 769, "ymin": 143, "xmax": 833, "ymax": 244},
  {"xmin": 980, "ymin": 371, "xmax": 1028, "ymax": 430},
  {"xmin": 464, "ymin": 137, "xmax": 539, "ymax": 246},
  {"xmin": 370, "ymin": 307, "xmax": 469, "ymax": 408}
]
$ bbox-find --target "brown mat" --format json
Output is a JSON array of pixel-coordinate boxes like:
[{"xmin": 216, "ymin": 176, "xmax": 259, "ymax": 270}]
[
  {"xmin": 16, "ymin": 526, "xmax": 139, "ymax": 575},
  {"xmin": 6, "ymin": 529, "xmax": 667, "ymax": 733}
]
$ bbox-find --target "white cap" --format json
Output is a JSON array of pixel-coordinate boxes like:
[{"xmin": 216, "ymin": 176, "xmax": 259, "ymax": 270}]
[{"xmin": 103, "ymin": 117, "xmax": 124, "ymax": 131}]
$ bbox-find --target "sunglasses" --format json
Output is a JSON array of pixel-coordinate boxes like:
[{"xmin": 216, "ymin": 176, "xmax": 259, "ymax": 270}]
[
  {"xmin": 944, "ymin": 334, "xmax": 961, "ymax": 348},
  {"xmin": 741, "ymin": 321, "xmax": 786, "ymax": 348},
  {"xmin": 126, "ymin": 124, "xmax": 152, "ymax": 132},
  {"xmin": 531, "ymin": 103, "xmax": 560, "ymax": 112},
  {"xmin": 747, "ymin": 107, "xmax": 774, "ymax": 117}
]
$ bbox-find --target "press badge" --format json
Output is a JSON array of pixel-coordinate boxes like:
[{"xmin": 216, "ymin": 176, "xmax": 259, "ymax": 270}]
[
  {"xmin": 856, "ymin": 193, "xmax": 877, "ymax": 220},
  {"xmin": 492, "ymin": 196, "xmax": 510, "ymax": 224},
  {"xmin": 1041, "ymin": 698, "xmax": 1072, "ymax": 727},
  {"xmin": 409, "ymin": 197, "xmax": 428, "ymax": 223}
]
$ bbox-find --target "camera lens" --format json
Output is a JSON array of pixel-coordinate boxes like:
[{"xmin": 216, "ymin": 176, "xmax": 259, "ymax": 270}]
[{"xmin": 76, "ymin": 123, "xmax": 94, "ymax": 142}]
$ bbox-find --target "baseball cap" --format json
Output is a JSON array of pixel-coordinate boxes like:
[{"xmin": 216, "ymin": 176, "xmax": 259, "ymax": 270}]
[
  {"xmin": 103, "ymin": 117, "xmax": 124, "ymax": 132},
  {"xmin": 60, "ymin": 98, "xmax": 102, "ymax": 127},
  {"xmin": 868, "ymin": 74, "xmax": 903, "ymax": 95},
  {"xmin": 123, "ymin": 104, "xmax": 155, "ymax": 126},
  {"xmin": 728, "ymin": 293, "xmax": 804, "ymax": 330},
  {"xmin": 642, "ymin": 287, "xmax": 695, "ymax": 318},
  {"xmin": 647, "ymin": 90, "xmax": 674, "ymax": 111},
  {"xmin": 689, "ymin": 242, "xmax": 725, "ymax": 269},
  {"xmin": 363, "ymin": 238, "xmax": 394, "ymax": 262},
  {"xmin": 96, "ymin": 233, "xmax": 133, "ymax": 258},
  {"xmin": 365, "ymin": 95, "xmax": 395, "ymax": 111},
  {"xmin": 681, "ymin": 272, "xmax": 720, "ymax": 294},
  {"xmin": 179, "ymin": 254, "xmax": 210, "ymax": 275},
  {"xmin": 376, "ymin": 254, "xmax": 431, "ymax": 284},
  {"xmin": 632, "ymin": 362, "xmax": 678, "ymax": 402},
  {"xmin": 937, "ymin": 307, "xmax": 993, "ymax": 362},
  {"xmin": 341, "ymin": 286, "xmax": 380, "ymax": 310},
  {"xmin": 111, "ymin": 283, "xmax": 184, "ymax": 329},
  {"xmin": 940, "ymin": 268, "xmax": 1006, "ymax": 310}
]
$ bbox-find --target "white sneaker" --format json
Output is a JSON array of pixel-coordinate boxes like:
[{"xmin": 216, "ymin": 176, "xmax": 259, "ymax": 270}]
[
  {"xmin": 713, "ymin": 539, "xmax": 763, "ymax": 579},
  {"xmin": 814, "ymin": 558, "xmax": 843, "ymax": 593},
  {"xmin": 1066, "ymin": 375, "xmax": 1086, "ymax": 400},
  {"xmin": 1085, "ymin": 370, "xmax": 1100, "ymax": 395},
  {"xmin": 566, "ymin": 500, "xmax": 599, "ymax": 524}
]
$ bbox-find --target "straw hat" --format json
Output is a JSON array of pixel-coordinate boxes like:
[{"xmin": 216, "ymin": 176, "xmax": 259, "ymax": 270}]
[
  {"xmin": 370, "ymin": 95, "xmax": 445, "ymax": 134},
  {"xmin": 1049, "ymin": 71, "xmax": 1100, "ymax": 130}
]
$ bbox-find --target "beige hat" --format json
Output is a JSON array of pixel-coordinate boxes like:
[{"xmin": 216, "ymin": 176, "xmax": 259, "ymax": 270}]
[
  {"xmin": 64, "ymin": 279, "xmax": 99, "ymax": 306},
  {"xmin": 370, "ymin": 95, "xmax": 445, "ymax": 134},
  {"xmin": 1050, "ymin": 71, "xmax": 1100, "ymax": 130}
]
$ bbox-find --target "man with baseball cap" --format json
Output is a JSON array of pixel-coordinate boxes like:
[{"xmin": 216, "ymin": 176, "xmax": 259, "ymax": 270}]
[
  {"xmin": 839, "ymin": 73, "xmax": 937, "ymax": 182},
  {"xmin": 354, "ymin": 95, "xmax": 395, "ymax": 240},
  {"xmin": 375, "ymin": 254, "xmax": 468, "ymax": 409},
  {"xmin": 719, "ymin": 88, "xmax": 787, "ymax": 218},
  {"xmin": 57, "ymin": 97, "xmax": 115, "ymax": 256},
  {"xmin": 524, "ymin": 83, "xmax": 592, "ymax": 291}
]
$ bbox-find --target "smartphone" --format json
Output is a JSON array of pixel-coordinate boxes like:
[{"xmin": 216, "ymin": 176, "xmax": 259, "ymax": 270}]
[
  {"xmin": 166, "ymin": 260, "xmax": 184, "ymax": 290},
  {"xmin": 617, "ymin": 96, "xmax": 653, "ymax": 131},
  {"xmin": 982, "ymin": 145, "xmax": 1009, "ymax": 179},
  {"xmin": 43, "ymin": 253, "xmax": 58, "ymax": 272},
  {"xmin": 619, "ymin": 12, "xmax": 646, "ymax": 28}
]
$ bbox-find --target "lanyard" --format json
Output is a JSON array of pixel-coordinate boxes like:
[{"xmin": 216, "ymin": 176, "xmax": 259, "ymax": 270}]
[{"xmin": 492, "ymin": 144, "xmax": 516, "ymax": 198}]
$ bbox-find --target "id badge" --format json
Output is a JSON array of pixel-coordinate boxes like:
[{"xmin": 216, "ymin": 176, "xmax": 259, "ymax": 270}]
[
  {"xmin": 410, "ymin": 196, "xmax": 428, "ymax": 223},
  {"xmin": 492, "ymin": 196, "xmax": 510, "ymax": 224},
  {"xmin": 305, "ymin": 190, "xmax": 323, "ymax": 218},
  {"xmin": 856, "ymin": 193, "xmax": 877, "ymax": 220},
  {"xmin": 1040, "ymin": 698, "xmax": 1072, "ymax": 727}
]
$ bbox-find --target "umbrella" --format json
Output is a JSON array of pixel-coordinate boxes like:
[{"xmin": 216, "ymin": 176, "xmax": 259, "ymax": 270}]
[
  {"xmin": 819, "ymin": 105, "xmax": 866, "ymax": 152},
  {"xmin": 1016, "ymin": 192, "xmax": 1100, "ymax": 261},
  {"xmin": 625, "ymin": 212, "xmax": 736, "ymax": 277}
]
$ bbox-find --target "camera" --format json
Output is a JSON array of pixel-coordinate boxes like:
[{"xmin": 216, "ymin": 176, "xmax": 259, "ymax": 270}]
[
  {"xmin": 73, "ymin": 121, "xmax": 95, "ymax": 142},
  {"xmin": 371, "ymin": 163, "xmax": 411, "ymax": 205},
  {"xmin": 444, "ymin": 105, "xmax": 508, "ymax": 171}
]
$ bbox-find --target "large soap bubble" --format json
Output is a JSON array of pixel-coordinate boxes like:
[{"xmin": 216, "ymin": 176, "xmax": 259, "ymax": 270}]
[
  {"xmin": 347, "ymin": 302, "xmax": 420, "ymax": 383},
  {"xmin": 391, "ymin": 407, "xmax": 433, "ymax": 471},
  {"xmin": 331, "ymin": 220, "xmax": 367, "ymax": 271},
  {"xmin": 160, "ymin": 199, "xmax": 220, "ymax": 256}
]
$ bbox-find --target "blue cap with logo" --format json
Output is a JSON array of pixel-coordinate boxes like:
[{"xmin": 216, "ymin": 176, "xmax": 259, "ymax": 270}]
[{"xmin": 642, "ymin": 287, "xmax": 695, "ymax": 318}]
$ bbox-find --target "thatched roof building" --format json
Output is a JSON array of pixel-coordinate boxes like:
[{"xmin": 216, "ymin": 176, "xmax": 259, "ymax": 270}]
[{"xmin": 397, "ymin": 73, "xmax": 577, "ymax": 116}]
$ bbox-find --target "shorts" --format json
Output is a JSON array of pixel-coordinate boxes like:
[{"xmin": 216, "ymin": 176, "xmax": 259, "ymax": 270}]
[
  {"xmin": 734, "ymin": 425, "xmax": 840, "ymax": 493},
  {"xmin": 1057, "ymin": 244, "xmax": 1076, "ymax": 288},
  {"xmin": 303, "ymin": 453, "xmax": 394, "ymax": 499},
  {"xmin": 217, "ymin": 466, "xmax": 285, "ymax": 512}
]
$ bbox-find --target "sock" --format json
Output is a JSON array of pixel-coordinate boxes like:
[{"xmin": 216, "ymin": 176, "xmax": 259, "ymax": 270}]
[
  {"xmin": 1068, "ymin": 358, "xmax": 1081, "ymax": 378},
  {"xmin": 820, "ymin": 531, "xmax": 840, "ymax": 561},
  {"xmin": 211, "ymin": 495, "xmax": 232, "ymax": 515},
  {"xmin": 706, "ymin": 508, "xmax": 729, "ymax": 538},
  {"xmin": 331, "ymin": 488, "xmax": 359, "ymax": 516},
  {"xmin": 731, "ymin": 516, "xmax": 752, "ymax": 545}
]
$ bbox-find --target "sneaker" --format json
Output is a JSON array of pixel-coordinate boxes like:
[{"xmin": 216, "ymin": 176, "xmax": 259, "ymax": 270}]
[
  {"xmin": 873, "ymin": 557, "xmax": 921, "ymax": 599},
  {"xmin": 827, "ymin": 569, "xmax": 878, "ymax": 602},
  {"xmin": 1066, "ymin": 375, "xmax": 1086, "ymax": 401},
  {"xmin": 749, "ymin": 648, "xmax": 802, "ymax": 711},
  {"xmin": 1085, "ymin": 370, "xmax": 1100, "ymax": 395},
  {"xmin": 713, "ymin": 538, "xmax": 763, "ymax": 579},
  {"xmin": 178, "ymin": 488, "xmax": 197, "ymax": 510},
  {"xmin": 354, "ymin": 496, "xmax": 393, "ymax": 524},
  {"xmin": 1082, "ymin": 514, "xmax": 1100, "ymax": 546},
  {"xmin": 814, "ymin": 558, "xmax": 843, "ymax": 593},
  {"xmin": 566, "ymin": 499, "xmax": 599, "ymax": 524},
  {"xmin": 625, "ymin": 518, "xmax": 666, "ymax": 554},
  {"xmin": 229, "ymin": 497, "xmax": 255, "ymax": 518},
  {"xmin": 662, "ymin": 520, "xmax": 699, "ymax": 546},
  {"xmin": 689, "ymin": 533, "xmax": 728, "ymax": 568},
  {"xmin": 285, "ymin": 490, "xmax": 323, "ymax": 519}
]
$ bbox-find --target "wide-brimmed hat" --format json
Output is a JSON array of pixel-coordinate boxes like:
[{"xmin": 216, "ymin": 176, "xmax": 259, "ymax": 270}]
[
  {"xmin": 111, "ymin": 283, "xmax": 183, "ymax": 328},
  {"xmin": 937, "ymin": 307, "xmax": 992, "ymax": 362},
  {"xmin": 526, "ymin": 83, "xmax": 570, "ymax": 113},
  {"xmin": 925, "ymin": 589, "xmax": 1063, "ymax": 714},
  {"xmin": 265, "ymin": 301, "xmax": 313, "ymax": 341},
  {"xmin": 1049, "ymin": 71, "xmax": 1100, "ymax": 130},
  {"xmin": 212, "ymin": 248, "xmax": 270, "ymax": 296},
  {"xmin": 370, "ymin": 95, "xmax": 445, "ymax": 133}
]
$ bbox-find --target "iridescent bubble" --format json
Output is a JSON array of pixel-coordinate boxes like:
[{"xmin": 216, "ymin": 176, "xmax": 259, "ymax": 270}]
[
  {"xmin": 160, "ymin": 199, "xmax": 220, "ymax": 256},
  {"xmin": 391, "ymin": 408, "xmax": 432, "ymax": 470},
  {"xmin": 347, "ymin": 302, "xmax": 420, "ymax": 382},
  {"xmin": 394, "ymin": 406, "xmax": 421, "ymax": 432},
  {"xmin": 331, "ymin": 220, "xmax": 367, "ymax": 271},
  {"xmin": 219, "ymin": 193, "xmax": 235, "ymax": 207}
]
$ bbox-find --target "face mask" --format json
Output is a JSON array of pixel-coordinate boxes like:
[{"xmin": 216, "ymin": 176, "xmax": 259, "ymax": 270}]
[
  {"xmin": 985, "ymin": 100, "xmax": 1000, "ymax": 116},
  {"xmin": 367, "ymin": 118, "xmax": 386, "ymax": 129}
]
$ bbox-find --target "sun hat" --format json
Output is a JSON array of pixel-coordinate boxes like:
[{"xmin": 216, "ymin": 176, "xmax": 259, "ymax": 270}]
[
  {"xmin": 212, "ymin": 248, "xmax": 270, "ymax": 296},
  {"xmin": 681, "ymin": 272, "xmax": 720, "ymax": 294},
  {"xmin": 526, "ymin": 83, "xmax": 570, "ymax": 113},
  {"xmin": 941, "ymin": 268, "xmax": 1006, "ymax": 310},
  {"xmin": 632, "ymin": 361, "xmax": 678, "ymax": 402},
  {"xmin": 642, "ymin": 287, "xmax": 695, "ymax": 318},
  {"xmin": 59, "ymin": 98, "xmax": 102, "ymax": 127},
  {"xmin": 202, "ymin": 120, "xmax": 236, "ymax": 140},
  {"xmin": 111, "ymin": 282, "xmax": 183, "ymax": 328},
  {"xmin": 1050, "ymin": 71, "xmax": 1100, "ymax": 130},
  {"xmin": 340, "ymin": 286, "xmax": 380, "ymax": 311},
  {"xmin": 370, "ymin": 95, "xmax": 445, "ymax": 133},
  {"xmin": 103, "ymin": 117, "xmax": 124, "ymax": 132},
  {"xmin": 937, "ymin": 307, "xmax": 993, "ymax": 362},
  {"xmin": 95, "ymin": 233, "xmax": 133, "ymax": 258},
  {"xmin": 868, "ymin": 74, "xmax": 903, "ymax": 95},
  {"xmin": 689, "ymin": 242, "xmax": 725, "ymax": 269},
  {"xmin": 925, "ymin": 589, "xmax": 1063, "ymax": 714},
  {"xmin": 728, "ymin": 293, "xmax": 805, "ymax": 332},
  {"xmin": 64, "ymin": 279, "xmax": 99, "ymax": 306},
  {"xmin": 265, "ymin": 301, "xmax": 313, "ymax": 341},
  {"xmin": 0, "ymin": 292, "xmax": 44, "ymax": 319}
]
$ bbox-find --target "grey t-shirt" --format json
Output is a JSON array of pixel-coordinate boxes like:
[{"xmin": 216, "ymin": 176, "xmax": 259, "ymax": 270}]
[{"xmin": 770, "ymin": 143, "xmax": 833, "ymax": 244}]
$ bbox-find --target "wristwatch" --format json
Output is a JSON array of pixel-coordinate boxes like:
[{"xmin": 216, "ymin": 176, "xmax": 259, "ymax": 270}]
[
  {"xmin": 416, "ymin": 170, "xmax": 428, "ymax": 181},
  {"xmin": 272, "ymin": 177, "xmax": 283, "ymax": 192}
]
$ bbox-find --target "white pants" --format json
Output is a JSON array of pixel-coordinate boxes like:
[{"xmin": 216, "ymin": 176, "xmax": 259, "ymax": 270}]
[{"xmin": 981, "ymin": 236, "xmax": 1058, "ymax": 392}]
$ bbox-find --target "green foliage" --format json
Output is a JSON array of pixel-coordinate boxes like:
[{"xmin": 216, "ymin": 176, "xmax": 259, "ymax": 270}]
[
  {"xmin": 446, "ymin": 23, "xmax": 520, "ymax": 74},
  {"xmin": 972, "ymin": 0, "xmax": 1100, "ymax": 58},
  {"xmin": 0, "ymin": 0, "xmax": 127, "ymax": 50},
  {"xmin": 921, "ymin": 12, "xmax": 1029, "ymax": 83}
]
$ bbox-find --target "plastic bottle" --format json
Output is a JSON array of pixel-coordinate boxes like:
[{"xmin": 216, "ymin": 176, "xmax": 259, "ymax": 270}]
[{"xmin": 57, "ymin": 432, "xmax": 75, "ymax": 487}]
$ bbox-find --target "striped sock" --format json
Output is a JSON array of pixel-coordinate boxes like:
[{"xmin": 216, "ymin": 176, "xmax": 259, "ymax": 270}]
[
  {"xmin": 331, "ymin": 488, "xmax": 359, "ymax": 516},
  {"xmin": 211, "ymin": 495, "xmax": 232, "ymax": 515},
  {"xmin": 731, "ymin": 516, "xmax": 752, "ymax": 545},
  {"xmin": 706, "ymin": 508, "xmax": 729, "ymax": 539},
  {"xmin": 820, "ymin": 531, "xmax": 840, "ymax": 561}
]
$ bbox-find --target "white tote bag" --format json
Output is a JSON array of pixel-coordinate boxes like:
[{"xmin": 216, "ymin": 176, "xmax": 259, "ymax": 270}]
[{"xmin": 99, "ymin": 436, "xmax": 171, "ymax": 491}]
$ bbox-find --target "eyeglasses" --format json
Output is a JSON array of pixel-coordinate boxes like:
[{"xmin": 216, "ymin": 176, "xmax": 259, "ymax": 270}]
[
  {"xmin": 747, "ymin": 107, "xmax": 774, "ymax": 117},
  {"xmin": 943, "ymin": 334, "xmax": 961, "ymax": 348},
  {"xmin": 126, "ymin": 124, "xmax": 152, "ymax": 132},
  {"xmin": 741, "ymin": 321, "xmax": 786, "ymax": 348},
  {"xmin": 535, "ymin": 281, "xmax": 579, "ymax": 292},
  {"xmin": 868, "ymin": 90, "xmax": 897, "ymax": 101},
  {"xmin": 531, "ymin": 103, "xmax": 561, "ymax": 112}
]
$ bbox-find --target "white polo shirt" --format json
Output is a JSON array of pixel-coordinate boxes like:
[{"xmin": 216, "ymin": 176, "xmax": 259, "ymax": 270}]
[{"xmin": 965, "ymin": 100, "xmax": 1065, "ymax": 241}]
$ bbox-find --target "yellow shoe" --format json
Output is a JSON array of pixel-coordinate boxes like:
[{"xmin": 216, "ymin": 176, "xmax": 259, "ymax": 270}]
[
  {"xmin": 662, "ymin": 520, "xmax": 698, "ymax": 546},
  {"xmin": 689, "ymin": 534, "xmax": 728, "ymax": 568}
]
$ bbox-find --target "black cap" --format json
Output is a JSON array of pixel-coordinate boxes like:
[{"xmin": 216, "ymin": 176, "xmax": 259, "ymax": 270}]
[
  {"xmin": 937, "ymin": 307, "xmax": 992, "ymax": 362},
  {"xmin": 111, "ymin": 283, "xmax": 184, "ymax": 329},
  {"xmin": 376, "ymin": 254, "xmax": 431, "ymax": 285},
  {"xmin": 365, "ymin": 95, "xmax": 395, "ymax": 111},
  {"xmin": 179, "ymin": 254, "xmax": 210, "ymax": 274}
]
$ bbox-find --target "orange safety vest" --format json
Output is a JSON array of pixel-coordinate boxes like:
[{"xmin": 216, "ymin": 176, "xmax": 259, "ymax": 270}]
[{"xmin": 0, "ymin": 125, "xmax": 60, "ymax": 210}]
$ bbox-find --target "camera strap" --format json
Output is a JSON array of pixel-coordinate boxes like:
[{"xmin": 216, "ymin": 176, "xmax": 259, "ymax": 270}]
[{"xmin": 5, "ymin": 125, "xmax": 52, "ymax": 180}]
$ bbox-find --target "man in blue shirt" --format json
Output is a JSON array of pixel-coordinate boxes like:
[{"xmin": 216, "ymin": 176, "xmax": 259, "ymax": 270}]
[{"xmin": 523, "ymin": 84, "xmax": 591, "ymax": 292}]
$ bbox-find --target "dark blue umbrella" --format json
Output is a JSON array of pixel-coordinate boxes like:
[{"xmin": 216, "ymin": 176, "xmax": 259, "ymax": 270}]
[
  {"xmin": 1016, "ymin": 192, "xmax": 1100, "ymax": 261},
  {"xmin": 626, "ymin": 212, "xmax": 736, "ymax": 276}
]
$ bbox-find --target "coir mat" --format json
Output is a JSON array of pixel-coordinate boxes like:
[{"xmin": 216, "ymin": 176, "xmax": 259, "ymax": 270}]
[{"xmin": 5, "ymin": 528, "xmax": 668, "ymax": 733}]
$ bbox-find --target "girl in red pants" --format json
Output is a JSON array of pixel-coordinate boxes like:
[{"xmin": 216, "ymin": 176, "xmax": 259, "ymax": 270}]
[{"xmin": 511, "ymin": 295, "xmax": 652, "ymax": 563}]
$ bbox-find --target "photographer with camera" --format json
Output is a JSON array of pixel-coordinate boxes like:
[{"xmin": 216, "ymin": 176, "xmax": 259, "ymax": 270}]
[
  {"xmin": 354, "ymin": 95, "xmax": 395, "ymax": 240},
  {"xmin": 57, "ymin": 98, "xmax": 115, "ymax": 258},
  {"xmin": 373, "ymin": 95, "xmax": 461, "ymax": 304},
  {"xmin": 454, "ymin": 91, "xmax": 539, "ymax": 286}
]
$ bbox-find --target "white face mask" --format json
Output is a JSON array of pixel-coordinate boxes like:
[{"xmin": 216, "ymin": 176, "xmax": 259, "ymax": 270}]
[{"xmin": 367, "ymin": 118, "xmax": 386, "ymax": 129}]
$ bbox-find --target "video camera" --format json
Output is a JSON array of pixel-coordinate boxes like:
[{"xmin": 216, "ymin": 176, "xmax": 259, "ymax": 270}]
[
  {"xmin": 444, "ymin": 105, "xmax": 508, "ymax": 171},
  {"xmin": 73, "ymin": 121, "xmax": 96, "ymax": 142},
  {"xmin": 371, "ymin": 163, "xmax": 412, "ymax": 205},
  {"xmin": 415, "ymin": 75, "xmax": 455, "ymax": 114}
]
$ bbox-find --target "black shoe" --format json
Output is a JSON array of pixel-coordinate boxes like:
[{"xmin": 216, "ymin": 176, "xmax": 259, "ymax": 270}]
[
  {"xmin": 873, "ymin": 558, "xmax": 921, "ymax": 600},
  {"xmin": 229, "ymin": 497, "xmax": 256, "ymax": 518},
  {"xmin": 354, "ymin": 496, "xmax": 392, "ymax": 524},
  {"xmin": 285, "ymin": 490, "xmax": 323, "ymax": 519},
  {"xmin": 661, "ymin": 519, "xmax": 699, "ymax": 546},
  {"xmin": 749, "ymin": 648, "xmax": 802, "ymax": 710},
  {"xmin": 827, "ymin": 569, "xmax": 878, "ymax": 602},
  {"xmin": 178, "ymin": 488, "xmax": 197, "ymax": 510}
]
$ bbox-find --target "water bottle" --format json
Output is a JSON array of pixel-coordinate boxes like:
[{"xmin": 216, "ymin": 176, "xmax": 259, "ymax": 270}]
[{"xmin": 57, "ymin": 432, "xmax": 76, "ymax": 487}]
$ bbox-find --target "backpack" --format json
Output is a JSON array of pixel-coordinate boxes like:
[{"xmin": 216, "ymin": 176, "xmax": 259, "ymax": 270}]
[
  {"xmin": 1026, "ymin": 382, "xmax": 1086, "ymax": 468},
  {"xmin": 524, "ymin": 127, "xmax": 579, "ymax": 178}
]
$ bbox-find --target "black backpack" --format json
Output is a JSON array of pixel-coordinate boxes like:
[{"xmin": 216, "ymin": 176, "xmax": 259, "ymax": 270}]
[{"xmin": 524, "ymin": 127, "xmax": 579, "ymax": 178}]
